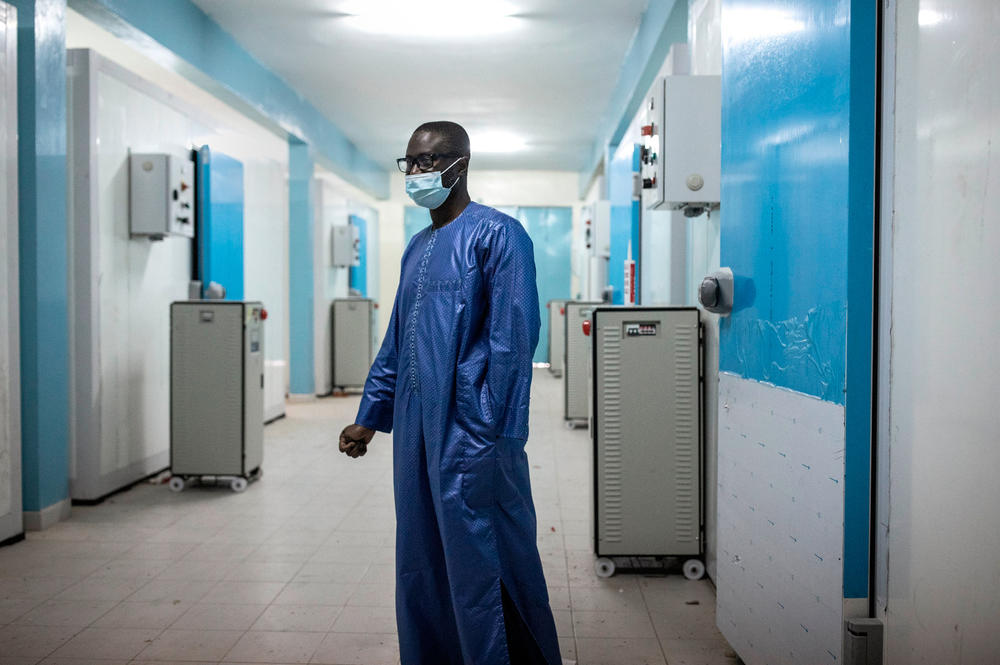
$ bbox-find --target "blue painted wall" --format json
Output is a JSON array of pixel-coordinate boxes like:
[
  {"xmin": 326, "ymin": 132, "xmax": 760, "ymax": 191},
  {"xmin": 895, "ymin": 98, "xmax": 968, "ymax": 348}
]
[
  {"xmin": 68, "ymin": 0, "xmax": 389, "ymax": 199},
  {"xmin": 15, "ymin": 0, "xmax": 70, "ymax": 513},
  {"xmin": 196, "ymin": 147, "xmax": 245, "ymax": 300},
  {"xmin": 515, "ymin": 207, "xmax": 572, "ymax": 364},
  {"xmin": 349, "ymin": 214, "xmax": 367, "ymax": 297},
  {"xmin": 608, "ymin": 144, "xmax": 641, "ymax": 305},
  {"xmin": 403, "ymin": 206, "xmax": 430, "ymax": 244},
  {"xmin": 719, "ymin": 0, "xmax": 876, "ymax": 599},
  {"xmin": 288, "ymin": 140, "xmax": 314, "ymax": 395}
]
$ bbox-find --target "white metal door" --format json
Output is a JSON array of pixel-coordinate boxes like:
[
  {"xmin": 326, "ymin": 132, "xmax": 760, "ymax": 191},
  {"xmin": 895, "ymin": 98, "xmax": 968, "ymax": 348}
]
[
  {"xmin": 877, "ymin": 1, "xmax": 1000, "ymax": 662},
  {"xmin": 0, "ymin": 1, "xmax": 22, "ymax": 542}
]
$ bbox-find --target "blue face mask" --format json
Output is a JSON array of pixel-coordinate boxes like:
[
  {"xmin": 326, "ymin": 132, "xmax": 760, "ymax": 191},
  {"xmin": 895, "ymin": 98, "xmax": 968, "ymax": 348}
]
[{"xmin": 405, "ymin": 157, "xmax": 464, "ymax": 209}]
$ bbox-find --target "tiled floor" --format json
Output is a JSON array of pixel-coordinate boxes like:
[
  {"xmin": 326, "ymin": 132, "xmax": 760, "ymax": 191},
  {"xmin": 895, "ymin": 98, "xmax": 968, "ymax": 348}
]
[{"xmin": 0, "ymin": 369, "xmax": 736, "ymax": 665}]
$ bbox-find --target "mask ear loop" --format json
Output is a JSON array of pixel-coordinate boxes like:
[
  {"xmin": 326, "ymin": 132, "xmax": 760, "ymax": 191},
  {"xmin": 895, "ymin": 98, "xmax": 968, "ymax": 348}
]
[{"xmin": 439, "ymin": 156, "xmax": 467, "ymax": 186}]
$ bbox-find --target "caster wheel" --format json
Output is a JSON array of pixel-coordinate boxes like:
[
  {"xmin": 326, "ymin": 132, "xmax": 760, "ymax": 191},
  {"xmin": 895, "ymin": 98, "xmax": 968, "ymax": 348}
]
[
  {"xmin": 595, "ymin": 557, "xmax": 616, "ymax": 578},
  {"xmin": 230, "ymin": 477, "xmax": 248, "ymax": 493},
  {"xmin": 168, "ymin": 476, "xmax": 185, "ymax": 493},
  {"xmin": 683, "ymin": 559, "xmax": 705, "ymax": 580},
  {"xmin": 565, "ymin": 421, "xmax": 576, "ymax": 430}
]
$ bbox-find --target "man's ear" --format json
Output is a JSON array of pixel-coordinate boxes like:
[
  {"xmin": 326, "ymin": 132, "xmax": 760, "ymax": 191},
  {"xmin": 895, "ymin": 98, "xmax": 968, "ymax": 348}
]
[{"xmin": 450, "ymin": 156, "xmax": 470, "ymax": 186}]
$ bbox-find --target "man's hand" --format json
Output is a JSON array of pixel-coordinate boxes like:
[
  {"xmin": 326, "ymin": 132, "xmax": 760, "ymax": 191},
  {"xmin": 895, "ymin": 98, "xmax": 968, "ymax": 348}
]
[{"xmin": 339, "ymin": 424, "xmax": 375, "ymax": 458}]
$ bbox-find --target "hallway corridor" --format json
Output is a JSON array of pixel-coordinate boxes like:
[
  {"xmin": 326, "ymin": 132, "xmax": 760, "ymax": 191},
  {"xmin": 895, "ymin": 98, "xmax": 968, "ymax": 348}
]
[{"xmin": 0, "ymin": 371, "xmax": 732, "ymax": 665}]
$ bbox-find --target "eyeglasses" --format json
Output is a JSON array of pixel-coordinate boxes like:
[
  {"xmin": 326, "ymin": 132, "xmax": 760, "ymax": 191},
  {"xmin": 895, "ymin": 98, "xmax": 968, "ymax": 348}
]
[{"xmin": 396, "ymin": 153, "xmax": 460, "ymax": 173}]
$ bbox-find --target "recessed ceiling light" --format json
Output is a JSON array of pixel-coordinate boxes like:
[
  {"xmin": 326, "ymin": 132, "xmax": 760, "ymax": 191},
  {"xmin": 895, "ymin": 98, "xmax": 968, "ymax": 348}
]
[
  {"xmin": 472, "ymin": 131, "xmax": 527, "ymax": 154},
  {"xmin": 340, "ymin": 0, "xmax": 521, "ymax": 37}
]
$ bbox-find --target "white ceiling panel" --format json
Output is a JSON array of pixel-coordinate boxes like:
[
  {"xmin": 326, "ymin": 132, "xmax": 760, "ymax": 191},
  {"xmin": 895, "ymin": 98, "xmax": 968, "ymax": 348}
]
[{"xmin": 190, "ymin": 0, "xmax": 651, "ymax": 171}]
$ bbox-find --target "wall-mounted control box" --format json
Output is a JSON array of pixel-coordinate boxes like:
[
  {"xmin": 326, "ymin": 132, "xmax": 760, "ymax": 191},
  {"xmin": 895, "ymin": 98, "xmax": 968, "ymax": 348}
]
[
  {"xmin": 331, "ymin": 224, "xmax": 360, "ymax": 267},
  {"xmin": 640, "ymin": 75, "xmax": 721, "ymax": 216},
  {"xmin": 129, "ymin": 153, "xmax": 195, "ymax": 240}
]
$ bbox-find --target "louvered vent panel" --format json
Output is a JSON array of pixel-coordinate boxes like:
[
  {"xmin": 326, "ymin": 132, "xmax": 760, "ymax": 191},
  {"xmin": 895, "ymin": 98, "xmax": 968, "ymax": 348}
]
[
  {"xmin": 600, "ymin": 325, "xmax": 623, "ymax": 543},
  {"xmin": 672, "ymin": 325, "xmax": 698, "ymax": 543}
]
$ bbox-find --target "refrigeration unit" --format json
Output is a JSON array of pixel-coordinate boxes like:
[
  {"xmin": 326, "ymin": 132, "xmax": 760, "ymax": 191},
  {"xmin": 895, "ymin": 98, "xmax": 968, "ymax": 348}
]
[
  {"xmin": 331, "ymin": 298, "xmax": 375, "ymax": 391},
  {"xmin": 563, "ymin": 300, "xmax": 601, "ymax": 427},
  {"xmin": 590, "ymin": 307, "xmax": 705, "ymax": 579},
  {"xmin": 169, "ymin": 301, "xmax": 265, "ymax": 493},
  {"xmin": 547, "ymin": 300, "xmax": 566, "ymax": 377}
]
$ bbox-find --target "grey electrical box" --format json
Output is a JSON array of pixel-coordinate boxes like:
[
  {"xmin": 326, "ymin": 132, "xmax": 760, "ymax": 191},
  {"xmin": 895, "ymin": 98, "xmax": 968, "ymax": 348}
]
[
  {"xmin": 564, "ymin": 300, "xmax": 601, "ymax": 425},
  {"xmin": 592, "ymin": 307, "xmax": 702, "ymax": 557},
  {"xmin": 640, "ymin": 76, "xmax": 721, "ymax": 216},
  {"xmin": 170, "ymin": 301, "xmax": 264, "ymax": 484},
  {"xmin": 331, "ymin": 224, "xmax": 360, "ymax": 267},
  {"xmin": 547, "ymin": 300, "xmax": 566, "ymax": 378},
  {"xmin": 130, "ymin": 153, "xmax": 195, "ymax": 239},
  {"xmin": 332, "ymin": 298, "xmax": 375, "ymax": 389}
]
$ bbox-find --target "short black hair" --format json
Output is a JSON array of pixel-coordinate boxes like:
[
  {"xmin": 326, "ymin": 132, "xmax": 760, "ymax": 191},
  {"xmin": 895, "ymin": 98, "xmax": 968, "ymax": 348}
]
[{"xmin": 412, "ymin": 121, "xmax": 471, "ymax": 157}]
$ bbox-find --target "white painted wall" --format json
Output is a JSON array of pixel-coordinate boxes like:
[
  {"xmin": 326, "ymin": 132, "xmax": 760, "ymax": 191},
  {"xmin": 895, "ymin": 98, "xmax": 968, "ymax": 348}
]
[
  {"xmin": 0, "ymin": 1, "xmax": 22, "ymax": 540},
  {"xmin": 879, "ymin": 1, "xmax": 1000, "ymax": 662}
]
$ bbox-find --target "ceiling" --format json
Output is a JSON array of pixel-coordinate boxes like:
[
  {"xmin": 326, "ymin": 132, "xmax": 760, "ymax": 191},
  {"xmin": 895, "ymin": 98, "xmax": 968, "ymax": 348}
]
[{"xmin": 189, "ymin": 0, "xmax": 651, "ymax": 171}]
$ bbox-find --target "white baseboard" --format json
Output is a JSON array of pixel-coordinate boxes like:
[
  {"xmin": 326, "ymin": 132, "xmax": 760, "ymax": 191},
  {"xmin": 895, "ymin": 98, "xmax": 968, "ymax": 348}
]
[{"xmin": 23, "ymin": 498, "xmax": 72, "ymax": 531}]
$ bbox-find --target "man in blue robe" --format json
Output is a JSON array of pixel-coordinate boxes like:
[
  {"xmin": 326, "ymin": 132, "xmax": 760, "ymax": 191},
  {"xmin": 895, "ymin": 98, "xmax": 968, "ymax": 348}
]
[{"xmin": 339, "ymin": 121, "xmax": 562, "ymax": 665}]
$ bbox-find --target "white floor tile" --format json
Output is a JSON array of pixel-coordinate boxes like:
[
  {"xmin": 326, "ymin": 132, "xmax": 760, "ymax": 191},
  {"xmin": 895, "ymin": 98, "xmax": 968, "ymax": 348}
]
[
  {"xmin": 251, "ymin": 604, "xmax": 342, "ymax": 632},
  {"xmin": 50, "ymin": 627, "xmax": 163, "ymax": 660},
  {"xmin": 223, "ymin": 630, "xmax": 326, "ymax": 663},
  {"xmin": 0, "ymin": 370, "xmax": 735, "ymax": 665},
  {"xmin": 171, "ymin": 603, "xmax": 267, "ymax": 630},
  {"xmin": 136, "ymin": 628, "xmax": 243, "ymax": 661}
]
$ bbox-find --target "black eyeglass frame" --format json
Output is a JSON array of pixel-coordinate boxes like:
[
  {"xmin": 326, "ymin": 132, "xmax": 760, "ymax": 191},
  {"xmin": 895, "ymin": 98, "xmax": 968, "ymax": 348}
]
[{"xmin": 396, "ymin": 153, "xmax": 462, "ymax": 173}]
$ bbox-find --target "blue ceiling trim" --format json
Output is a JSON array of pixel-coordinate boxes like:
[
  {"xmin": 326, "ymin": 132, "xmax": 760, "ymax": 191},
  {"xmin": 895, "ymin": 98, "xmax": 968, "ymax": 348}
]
[
  {"xmin": 69, "ymin": 0, "xmax": 390, "ymax": 199},
  {"xmin": 579, "ymin": 0, "xmax": 686, "ymax": 196}
]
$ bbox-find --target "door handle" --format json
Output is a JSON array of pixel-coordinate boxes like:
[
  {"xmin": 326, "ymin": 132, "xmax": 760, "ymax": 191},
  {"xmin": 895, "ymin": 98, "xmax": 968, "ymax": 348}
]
[{"xmin": 699, "ymin": 267, "xmax": 734, "ymax": 315}]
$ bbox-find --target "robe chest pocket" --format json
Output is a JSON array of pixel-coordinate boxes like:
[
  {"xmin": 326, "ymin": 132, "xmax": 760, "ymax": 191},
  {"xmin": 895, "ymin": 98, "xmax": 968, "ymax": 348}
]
[{"xmin": 424, "ymin": 278, "xmax": 463, "ymax": 293}]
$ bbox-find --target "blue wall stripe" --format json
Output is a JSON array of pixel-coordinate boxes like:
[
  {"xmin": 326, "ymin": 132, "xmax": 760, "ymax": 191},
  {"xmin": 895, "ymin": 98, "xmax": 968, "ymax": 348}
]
[
  {"xmin": 288, "ymin": 139, "xmax": 315, "ymax": 395},
  {"xmin": 580, "ymin": 0, "xmax": 686, "ymax": 195},
  {"xmin": 844, "ymin": 0, "xmax": 877, "ymax": 600},
  {"xmin": 14, "ymin": 0, "xmax": 70, "ymax": 512},
  {"xmin": 196, "ymin": 148, "xmax": 245, "ymax": 300},
  {"xmin": 68, "ymin": 0, "xmax": 389, "ymax": 200},
  {"xmin": 514, "ymin": 207, "xmax": 573, "ymax": 364},
  {"xmin": 403, "ymin": 206, "xmax": 431, "ymax": 244},
  {"xmin": 349, "ymin": 214, "xmax": 367, "ymax": 298}
]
